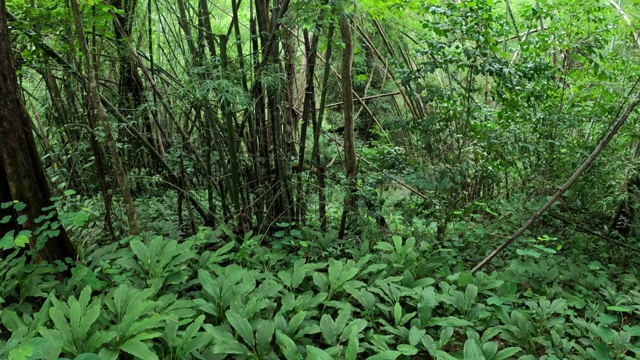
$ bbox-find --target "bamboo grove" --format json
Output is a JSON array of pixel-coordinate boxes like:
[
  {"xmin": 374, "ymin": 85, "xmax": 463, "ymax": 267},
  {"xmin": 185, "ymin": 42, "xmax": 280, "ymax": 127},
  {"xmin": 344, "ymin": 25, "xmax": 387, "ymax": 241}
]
[{"xmin": 8, "ymin": 0, "xmax": 378, "ymax": 237}]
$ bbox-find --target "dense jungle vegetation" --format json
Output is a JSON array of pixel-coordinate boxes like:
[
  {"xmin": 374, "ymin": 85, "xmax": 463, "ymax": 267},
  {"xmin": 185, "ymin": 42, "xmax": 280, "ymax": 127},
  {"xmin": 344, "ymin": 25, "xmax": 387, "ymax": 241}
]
[{"xmin": 2, "ymin": 0, "xmax": 640, "ymax": 358}]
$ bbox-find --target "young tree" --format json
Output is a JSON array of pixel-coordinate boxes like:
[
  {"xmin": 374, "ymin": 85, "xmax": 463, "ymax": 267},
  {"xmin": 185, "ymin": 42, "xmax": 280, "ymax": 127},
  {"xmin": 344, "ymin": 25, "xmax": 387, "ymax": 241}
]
[{"xmin": 0, "ymin": 0, "xmax": 76, "ymax": 263}]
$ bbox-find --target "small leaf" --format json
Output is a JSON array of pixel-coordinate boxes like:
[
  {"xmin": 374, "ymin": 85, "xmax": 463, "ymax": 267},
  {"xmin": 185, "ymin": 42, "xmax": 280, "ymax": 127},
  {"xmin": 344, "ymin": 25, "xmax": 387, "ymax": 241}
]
[
  {"xmin": 607, "ymin": 306, "xmax": 632, "ymax": 313},
  {"xmin": 14, "ymin": 234, "xmax": 29, "ymax": 248},
  {"xmin": 393, "ymin": 302, "xmax": 402, "ymax": 325}
]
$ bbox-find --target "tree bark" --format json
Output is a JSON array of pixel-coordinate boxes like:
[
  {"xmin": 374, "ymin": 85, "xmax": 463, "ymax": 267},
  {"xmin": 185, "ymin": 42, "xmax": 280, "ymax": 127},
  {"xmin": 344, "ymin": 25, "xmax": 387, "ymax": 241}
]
[{"xmin": 0, "ymin": 1, "xmax": 76, "ymax": 263}]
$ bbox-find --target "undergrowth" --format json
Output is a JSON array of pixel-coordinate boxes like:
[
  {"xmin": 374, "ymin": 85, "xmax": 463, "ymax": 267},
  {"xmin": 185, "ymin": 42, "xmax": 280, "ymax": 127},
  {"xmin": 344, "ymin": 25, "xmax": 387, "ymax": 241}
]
[{"xmin": 1, "ymin": 194, "xmax": 640, "ymax": 360}]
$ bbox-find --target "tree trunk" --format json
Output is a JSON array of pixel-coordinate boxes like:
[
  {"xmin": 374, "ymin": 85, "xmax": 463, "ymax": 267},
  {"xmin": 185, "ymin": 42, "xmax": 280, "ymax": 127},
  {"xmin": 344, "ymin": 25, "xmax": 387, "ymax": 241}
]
[
  {"xmin": 70, "ymin": 0, "xmax": 140, "ymax": 235},
  {"xmin": 0, "ymin": 1, "xmax": 76, "ymax": 263},
  {"xmin": 338, "ymin": 15, "xmax": 357, "ymax": 239},
  {"xmin": 313, "ymin": 22, "xmax": 335, "ymax": 232}
]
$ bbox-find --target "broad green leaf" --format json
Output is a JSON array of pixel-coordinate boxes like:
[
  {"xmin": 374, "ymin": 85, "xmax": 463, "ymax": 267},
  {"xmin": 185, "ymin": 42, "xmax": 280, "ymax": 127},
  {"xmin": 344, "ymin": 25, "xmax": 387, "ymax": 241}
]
[
  {"xmin": 340, "ymin": 319, "xmax": 368, "ymax": 342},
  {"xmin": 589, "ymin": 341, "xmax": 611, "ymax": 360},
  {"xmin": 278, "ymin": 270, "xmax": 292, "ymax": 287},
  {"xmin": 481, "ymin": 341, "xmax": 498, "ymax": 359},
  {"xmin": 25, "ymin": 337, "xmax": 61, "ymax": 360},
  {"xmin": 439, "ymin": 327, "xmax": 454, "ymax": 346},
  {"xmin": 211, "ymin": 341, "xmax": 252, "ymax": 355},
  {"xmin": 408, "ymin": 326, "xmax": 426, "ymax": 346},
  {"xmin": 287, "ymin": 311, "xmax": 307, "ymax": 335},
  {"xmin": 327, "ymin": 259, "xmax": 343, "ymax": 286},
  {"xmin": 120, "ymin": 339, "xmax": 158, "ymax": 360},
  {"xmin": 393, "ymin": 302, "xmax": 402, "ymax": 325},
  {"xmin": 73, "ymin": 354, "xmax": 102, "ymax": 360},
  {"xmin": 493, "ymin": 347, "xmax": 522, "ymax": 360},
  {"xmin": 427, "ymin": 317, "xmax": 472, "ymax": 327},
  {"xmin": 345, "ymin": 331, "xmax": 359, "ymax": 360},
  {"xmin": 319, "ymin": 314, "xmax": 338, "ymax": 345},
  {"xmin": 397, "ymin": 344, "xmax": 418, "ymax": 355},
  {"xmin": 465, "ymin": 284, "xmax": 478, "ymax": 307},
  {"xmin": 255, "ymin": 320, "xmax": 275, "ymax": 353},
  {"xmin": 80, "ymin": 300, "xmax": 101, "ymax": 337},
  {"xmin": 305, "ymin": 346, "xmax": 333, "ymax": 360},
  {"xmin": 183, "ymin": 315, "xmax": 206, "ymax": 343},
  {"xmin": 276, "ymin": 330, "xmax": 302, "ymax": 360},
  {"xmin": 226, "ymin": 311, "xmax": 255, "ymax": 348},
  {"xmin": 373, "ymin": 242, "xmax": 394, "ymax": 252},
  {"xmin": 129, "ymin": 240, "xmax": 150, "ymax": 264},
  {"xmin": 338, "ymin": 266, "xmax": 359, "ymax": 286},
  {"xmin": 366, "ymin": 350, "xmax": 401, "ymax": 360},
  {"xmin": 463, "ymin": 339, "xmax": 485, "ymax": 360},
  {"xmin": 291, "ymin": 267, "xmax": 305, "ymax": 288},
  {"xmin": 1, "ymin": 310, "xmax": 24, "ymax": 332}
]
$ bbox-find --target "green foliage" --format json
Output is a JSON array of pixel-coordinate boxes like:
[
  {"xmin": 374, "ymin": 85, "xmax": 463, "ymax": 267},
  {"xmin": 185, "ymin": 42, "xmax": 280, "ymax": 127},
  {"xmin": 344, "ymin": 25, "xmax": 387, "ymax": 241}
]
[
  {"xmin": 1, "ymin": 220, "xmax": 639, "ymax": 359},
  {"xmin": 5, "ymin": 0, "xmax": 640, "ymax": 358}
]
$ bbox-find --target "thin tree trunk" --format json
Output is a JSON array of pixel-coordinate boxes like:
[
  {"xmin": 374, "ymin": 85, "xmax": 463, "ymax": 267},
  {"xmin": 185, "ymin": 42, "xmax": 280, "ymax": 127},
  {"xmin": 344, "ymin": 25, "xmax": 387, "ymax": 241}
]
[
  {"xmin": 313, "ymin": 22, "xmax": 335, "ymax": 231},
  {"xmin": 338, "ymin": 15, "xmax": 357, "ymax": 239},
  {"xmin": 69, "ymin": 0, "xmax": 140, "ymax": 235}
]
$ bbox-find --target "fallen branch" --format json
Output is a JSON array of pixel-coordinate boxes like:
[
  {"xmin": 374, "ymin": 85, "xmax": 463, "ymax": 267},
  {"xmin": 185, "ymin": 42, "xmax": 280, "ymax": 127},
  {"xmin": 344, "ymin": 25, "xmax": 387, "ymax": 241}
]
[
  {"xmin": 548, "ymin": 212, "xmax": 640, "ymax": 253},
  {"xmin": 471, "ymin": 84, "xmax": 640, "ymax": 273},
  {"xmin": 325, "ymin": 92, "xmax": 401, "ymax": 109}
]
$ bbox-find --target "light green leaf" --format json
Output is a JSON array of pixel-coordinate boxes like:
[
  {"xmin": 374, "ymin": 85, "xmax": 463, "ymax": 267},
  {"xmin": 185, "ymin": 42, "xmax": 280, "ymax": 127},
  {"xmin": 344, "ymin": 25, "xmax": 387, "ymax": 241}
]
[
  {"xmin": 373, "ymin": 242, "xmax": 394, "ymax": 252},
  {"xmin": 14, "ymin": 234, "xmax": 29, "ymax": 247}
]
